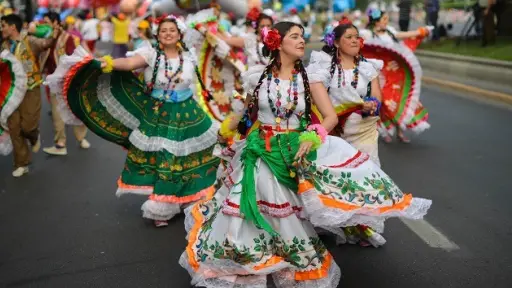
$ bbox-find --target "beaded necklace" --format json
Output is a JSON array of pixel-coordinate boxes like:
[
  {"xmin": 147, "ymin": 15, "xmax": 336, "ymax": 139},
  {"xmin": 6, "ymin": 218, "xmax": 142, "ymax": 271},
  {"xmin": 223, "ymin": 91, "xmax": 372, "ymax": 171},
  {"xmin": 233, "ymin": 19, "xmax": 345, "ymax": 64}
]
[
  {"xmin": 162, "ymin": 51, "xmax": 184, "ymax": 100},
  {"xmin": 336, "ymin": 56, "xmax": 360, "ymax": 90},
  {"xmin": 266, "ymin": 68, "xmax": 299, "ymax": 125}
]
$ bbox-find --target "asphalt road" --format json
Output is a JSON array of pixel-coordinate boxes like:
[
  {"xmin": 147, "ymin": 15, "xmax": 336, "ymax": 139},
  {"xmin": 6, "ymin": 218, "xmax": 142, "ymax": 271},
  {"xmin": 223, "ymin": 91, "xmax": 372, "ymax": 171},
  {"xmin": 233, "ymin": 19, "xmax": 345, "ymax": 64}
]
[{"xmin": 1, "ymin": 82, "xmax": 512, "ymax": 286}]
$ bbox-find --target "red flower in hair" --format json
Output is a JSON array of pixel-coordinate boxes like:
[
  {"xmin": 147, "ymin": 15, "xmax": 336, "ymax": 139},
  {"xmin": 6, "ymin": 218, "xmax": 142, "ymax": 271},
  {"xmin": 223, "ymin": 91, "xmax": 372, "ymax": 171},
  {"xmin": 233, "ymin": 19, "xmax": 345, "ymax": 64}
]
[
  {"xmin": 264, "ymin": 29, "xmax": 281, "ymax": 51},
  {"xmin": 246, "ymin": 7, "xmax": 261, "ymax": 22},
  {"xmin": 358, "ymin": 37, "xmax": 364, "ymax": 49},
  {"xmin": 339, "ymin": 17, "xmax": 352, "ymax": 26},
  {"xmin": 154, "ymin": 15, "xmax": 167, "ymax": 25}
]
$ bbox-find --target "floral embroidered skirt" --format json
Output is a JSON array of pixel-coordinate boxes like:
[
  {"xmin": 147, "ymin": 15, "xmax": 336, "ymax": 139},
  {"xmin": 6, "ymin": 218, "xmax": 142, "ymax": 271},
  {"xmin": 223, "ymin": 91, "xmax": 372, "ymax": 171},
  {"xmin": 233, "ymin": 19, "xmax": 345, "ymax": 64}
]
[
  {"xmin": 180, "ymin": 129, "xmax": 431, "ymax": 287},
  {"xmin": 46, "ymin": 48, "xmax": 220, "ymax": 220}
]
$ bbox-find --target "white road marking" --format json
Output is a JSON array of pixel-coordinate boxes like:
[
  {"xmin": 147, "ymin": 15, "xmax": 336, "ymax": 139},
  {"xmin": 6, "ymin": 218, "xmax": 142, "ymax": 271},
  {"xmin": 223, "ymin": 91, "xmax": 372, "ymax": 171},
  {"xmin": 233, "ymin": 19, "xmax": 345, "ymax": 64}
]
[{"xmin": 400, "ymin": 219, "xmax": 460, "ymax": 251}]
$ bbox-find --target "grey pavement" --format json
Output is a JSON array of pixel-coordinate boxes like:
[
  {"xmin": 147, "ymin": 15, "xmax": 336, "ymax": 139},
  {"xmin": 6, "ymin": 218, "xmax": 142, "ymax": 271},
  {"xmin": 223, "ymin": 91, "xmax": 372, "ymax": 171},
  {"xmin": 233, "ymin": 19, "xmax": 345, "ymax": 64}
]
[{"xmin": 1, "ymin": 83, "xmax": 512, "ymax": 286}]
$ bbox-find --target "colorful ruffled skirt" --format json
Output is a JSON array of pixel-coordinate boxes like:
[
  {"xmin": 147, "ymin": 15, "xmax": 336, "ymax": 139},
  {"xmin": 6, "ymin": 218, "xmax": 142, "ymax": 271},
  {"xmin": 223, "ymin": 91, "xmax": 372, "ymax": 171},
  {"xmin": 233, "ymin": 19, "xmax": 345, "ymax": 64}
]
[
  {"xmin": 0, "ymin": 50, "xmax": 28, "ymax": 155},
  {"xmin": 180, "ymin": 127, "xmax": 431, "ymax": 287},
  {"xmin": 361, "ymin": 38, "xmax": 430, "ymax": 136},
  {"xmin": 46, "ymin": 48, "xmax": 220, "ymax": 220}
]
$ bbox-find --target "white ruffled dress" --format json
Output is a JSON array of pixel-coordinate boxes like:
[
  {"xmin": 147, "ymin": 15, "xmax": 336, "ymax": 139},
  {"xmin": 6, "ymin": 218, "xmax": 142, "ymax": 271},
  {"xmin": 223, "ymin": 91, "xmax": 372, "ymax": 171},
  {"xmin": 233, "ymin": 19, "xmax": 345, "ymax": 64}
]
[{"xmin": 179, "ymin": 65, "xmax": 431, "ymax": 287}]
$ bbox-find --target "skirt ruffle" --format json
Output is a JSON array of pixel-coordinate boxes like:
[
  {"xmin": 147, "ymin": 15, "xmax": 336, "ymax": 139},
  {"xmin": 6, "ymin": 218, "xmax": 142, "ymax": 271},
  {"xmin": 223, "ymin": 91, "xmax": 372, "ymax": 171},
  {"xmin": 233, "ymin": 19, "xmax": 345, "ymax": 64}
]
[
  {"xmin": 180, "ymin": 138, "xmax": 341, "ymax": 287},
  {"xmin": 301, "ymin": 136, "xmax": 431, "ymax": 232},
  {"xmin": 0, "ymin": 50, "xmax": 28, "ymax": 156},
  {"xmin": 46, "ymin": 47, "xmax": 220, "ymax": 219}
]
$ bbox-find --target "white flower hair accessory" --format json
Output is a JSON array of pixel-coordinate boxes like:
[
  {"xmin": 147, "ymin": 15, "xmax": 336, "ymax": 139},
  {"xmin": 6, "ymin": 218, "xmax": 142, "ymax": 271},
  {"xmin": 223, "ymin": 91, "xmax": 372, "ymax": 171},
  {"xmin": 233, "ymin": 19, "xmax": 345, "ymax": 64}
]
[
  {"xmin": 153, "ymin": 14, "xmax": 188, "ymax": 34},
  {"xmin": 167, "ymin": 15, "xmax": 188, "ymax": 34}
]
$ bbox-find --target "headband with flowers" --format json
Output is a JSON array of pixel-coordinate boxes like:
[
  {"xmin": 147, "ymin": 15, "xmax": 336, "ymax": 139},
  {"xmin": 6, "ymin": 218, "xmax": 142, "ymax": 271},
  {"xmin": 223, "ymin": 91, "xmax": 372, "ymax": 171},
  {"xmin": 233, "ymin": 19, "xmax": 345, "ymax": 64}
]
[
  {"xmin": 153, "ymin": 14, "xmax": 188, "ymax": 35},
  {"xmin": 261, "ymin": 27, "xmax": 281, "ymax": 51}
]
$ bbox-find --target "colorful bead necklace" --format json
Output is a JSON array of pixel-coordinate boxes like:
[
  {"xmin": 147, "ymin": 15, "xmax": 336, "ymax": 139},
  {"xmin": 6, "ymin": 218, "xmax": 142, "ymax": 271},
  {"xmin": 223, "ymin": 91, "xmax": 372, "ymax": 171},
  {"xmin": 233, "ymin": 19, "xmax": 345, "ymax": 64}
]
[
  {"xmin": 266, "ymin": 68, "xmax": 299, "ymax": 125},
  {"xmin": 162, "ymin": 51, "xmax": 184, "ymax": 100},
  {"xmin": 336, "ymin": 56, "xmax": 360, "ymax": 90}
]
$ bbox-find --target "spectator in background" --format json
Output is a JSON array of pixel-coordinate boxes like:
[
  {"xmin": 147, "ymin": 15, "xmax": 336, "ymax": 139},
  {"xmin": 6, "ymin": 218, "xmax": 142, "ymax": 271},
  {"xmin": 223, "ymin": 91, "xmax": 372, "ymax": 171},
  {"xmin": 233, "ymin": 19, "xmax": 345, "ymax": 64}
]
[
  {"xmin": 398, "ymin": 0, "xmax": 412, "ymax": 31},
  {"xmin": 81, "ymin": 12, "xmax": 99, "ymax": 53},
  {"xmin": 425, "ymin": 0, "xmax": 440, "ymax": 40},
  {"xmin": 480, "ymin": 0, "xmax": 496, "ymax": 46},
  {"xmin": 99, "ymin": 15, "xmax": 112, "ymax": 43},
  {"xmin": 111, "ymin": 13, "xmax": 130, "ymax": 58}
]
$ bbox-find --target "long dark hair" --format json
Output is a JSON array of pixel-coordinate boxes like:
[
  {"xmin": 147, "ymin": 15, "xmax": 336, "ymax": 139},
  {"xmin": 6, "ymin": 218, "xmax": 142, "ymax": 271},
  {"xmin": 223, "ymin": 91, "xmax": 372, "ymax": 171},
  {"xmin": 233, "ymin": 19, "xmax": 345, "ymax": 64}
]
[
  {"xmin": 255, "ymin": 14, "xmax": 274, "ymax": 35},
  {"xmin": 149, "ymin": 18, "xmax": 211, "ymax": 100},
  {"xmin": 238, "ymin": 22, "xmax": 312, "ymax": 135}
]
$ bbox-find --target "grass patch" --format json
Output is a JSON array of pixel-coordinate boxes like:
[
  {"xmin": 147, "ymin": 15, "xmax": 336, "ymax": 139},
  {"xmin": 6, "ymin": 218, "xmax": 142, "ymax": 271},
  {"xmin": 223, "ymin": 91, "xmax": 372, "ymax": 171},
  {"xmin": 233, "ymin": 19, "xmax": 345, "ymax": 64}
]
[{"xmin": 420, "ymin": 37, "xmax": 512, "ymax": 61}]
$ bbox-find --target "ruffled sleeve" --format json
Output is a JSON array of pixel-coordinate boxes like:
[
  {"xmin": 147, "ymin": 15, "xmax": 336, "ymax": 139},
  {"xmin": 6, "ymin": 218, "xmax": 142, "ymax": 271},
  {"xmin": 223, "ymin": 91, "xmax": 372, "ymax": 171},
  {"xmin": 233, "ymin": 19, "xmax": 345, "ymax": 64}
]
[
  {"xmin": 132, "ymin": 45, "xmax": 156, "ymax": 66},
  {"xmin": 387, "ymin": 26, "xmax": 398, "ymax": 35},
  {"xmin": 306, "ymin": 50, "xmax": 333, "ymax": 88},
  {"xmin": 241, "ymin": 64, "xmax": 266, "ymax": 94},
  {"xmin": 244, "ymin": 33, "xmax": 258, "ymax": 63},
  {"xmin": 181, "ymin": 47, "xmax": 198, "ymax": 83},
  {"xmin": 359, "ymin": 29, "xmax": 373, "ymax": 40},
  {"xmin": 359, "ymin": 58, "xmax": 383, "ymax": 82}
]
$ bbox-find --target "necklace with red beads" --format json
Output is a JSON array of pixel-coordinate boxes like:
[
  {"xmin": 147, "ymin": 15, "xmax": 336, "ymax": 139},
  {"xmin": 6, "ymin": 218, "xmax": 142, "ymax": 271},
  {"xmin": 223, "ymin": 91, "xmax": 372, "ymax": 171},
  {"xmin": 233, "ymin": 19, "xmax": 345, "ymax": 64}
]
[
  {"xmin": 336, "ymin": 57, "xmax": 360, "ymax": 90},
  {"xmin": 266, "ymin": 68, "xmax": 299, "ymax": 125},
  {"xmin": 162, "ymin": 51, "xmax": 184, "ymax": 100}
]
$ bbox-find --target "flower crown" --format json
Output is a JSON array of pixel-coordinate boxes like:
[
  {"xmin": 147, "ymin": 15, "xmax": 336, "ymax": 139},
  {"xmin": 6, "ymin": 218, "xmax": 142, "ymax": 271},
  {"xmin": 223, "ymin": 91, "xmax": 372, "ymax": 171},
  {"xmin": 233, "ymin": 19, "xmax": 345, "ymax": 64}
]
[
  {"xmin": 154, "ymin": 14, "xmax": 187, "ymax": 34},
  {"xmin": 261, "ymin": 27, "xmax": 281, "ymax": 51}
]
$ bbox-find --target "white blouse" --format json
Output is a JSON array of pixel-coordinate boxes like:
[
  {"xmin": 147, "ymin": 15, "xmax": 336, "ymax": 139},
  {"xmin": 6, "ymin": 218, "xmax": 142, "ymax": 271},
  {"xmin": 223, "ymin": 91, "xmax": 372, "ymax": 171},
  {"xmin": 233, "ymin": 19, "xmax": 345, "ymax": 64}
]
[
  {"xmin": 307, "ymin": 51, "xmax": 383, "ymax": 107},
  {"xmin": 133, "ymin": 45, "xmax": 197, "ymax": 90},
  {"xmin": 360, "ymin": 26, "xmax": 399, "ymax": 44},
  {"xmin": 242, "ymin": 65, "xmax": 306, "ymax": 129}
]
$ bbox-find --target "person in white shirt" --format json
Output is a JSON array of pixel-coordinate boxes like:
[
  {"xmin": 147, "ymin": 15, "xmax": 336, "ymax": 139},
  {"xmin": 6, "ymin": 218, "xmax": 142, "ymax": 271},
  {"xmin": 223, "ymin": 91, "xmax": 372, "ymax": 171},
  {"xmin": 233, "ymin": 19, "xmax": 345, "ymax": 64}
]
[{"xmin": 81, "ymin": 13, "xmax": 99, "ymax": 53}]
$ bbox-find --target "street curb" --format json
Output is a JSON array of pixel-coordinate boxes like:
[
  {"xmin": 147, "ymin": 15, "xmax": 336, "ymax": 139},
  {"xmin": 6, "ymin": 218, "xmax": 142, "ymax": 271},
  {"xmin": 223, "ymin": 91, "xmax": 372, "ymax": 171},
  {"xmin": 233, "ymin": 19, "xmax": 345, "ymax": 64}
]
[
  {"xmin": 422, "ymin": 76, "xmax": 512, "ymax": 105},
  {"xmin": 416, "ymin": 50, "xmax": 512, "ymax": 69}
]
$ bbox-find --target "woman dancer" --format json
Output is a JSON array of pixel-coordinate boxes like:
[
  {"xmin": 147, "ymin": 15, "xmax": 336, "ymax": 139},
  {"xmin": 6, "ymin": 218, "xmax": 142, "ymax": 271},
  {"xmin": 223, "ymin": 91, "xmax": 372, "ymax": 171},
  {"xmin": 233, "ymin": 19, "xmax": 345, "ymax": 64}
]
[
  {"xmin": 180, "ymin": 22, "xmax": 431, "ymax": 287},
  {"xmin": 219, "ymin": 8, "xmax": 273, "ymax": 67},
  {"xmin": 360, "ymin": 9, "xmax": 431, "ymax": 143},
  {"xmin": 309, "ymin": 20, "xmax": 382, "ymax": 166},
  {"xmin": 47, "ymin": 16, "xmax": 219, "ymax": 227},
  {"xmin": 308, "ymin": 20, "xmax": 388, "ymax": 247}
]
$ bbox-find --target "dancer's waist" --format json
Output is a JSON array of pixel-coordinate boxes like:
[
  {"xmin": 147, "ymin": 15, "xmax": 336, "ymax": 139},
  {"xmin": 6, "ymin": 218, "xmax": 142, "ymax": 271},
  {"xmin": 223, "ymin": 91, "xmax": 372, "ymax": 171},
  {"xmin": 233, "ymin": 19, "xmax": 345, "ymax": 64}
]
[{"xmin": 150, "ymin": 88, "xmax": 193, "ymax": 103}]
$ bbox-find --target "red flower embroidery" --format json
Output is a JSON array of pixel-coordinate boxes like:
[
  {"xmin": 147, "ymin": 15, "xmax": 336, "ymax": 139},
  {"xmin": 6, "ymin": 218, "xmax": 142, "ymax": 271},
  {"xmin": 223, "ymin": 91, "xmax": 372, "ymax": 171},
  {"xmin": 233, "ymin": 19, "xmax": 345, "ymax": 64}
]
[
  {"xmin": 358, "ymin": 37, "xmax": 365, "ymax": 49},
  {"xmin": 264, "ymin": 29, "xmax": 281, "ymax": 51},
  {"xmin": 246, "ymin": 7, "xmax": 261, "ymax": 22}
]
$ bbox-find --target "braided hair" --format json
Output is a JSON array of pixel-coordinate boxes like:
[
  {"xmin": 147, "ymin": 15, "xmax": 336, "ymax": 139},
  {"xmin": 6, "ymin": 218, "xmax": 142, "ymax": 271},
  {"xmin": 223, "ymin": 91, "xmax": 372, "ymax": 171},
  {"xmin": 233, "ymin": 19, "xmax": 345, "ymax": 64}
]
[
  {"xmin": 321, "ymin": 23, "xmax": 358, "ymax": 91},
  {"xmin": 148, "ymin": 18, "xmax": 212, "ymax": 100},
  {"xmin": 238, "ymin": 22, "xmax": 312, "ymax": 135}
]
